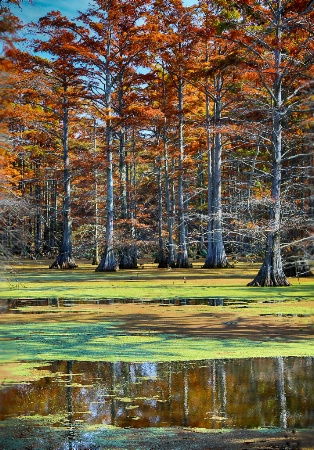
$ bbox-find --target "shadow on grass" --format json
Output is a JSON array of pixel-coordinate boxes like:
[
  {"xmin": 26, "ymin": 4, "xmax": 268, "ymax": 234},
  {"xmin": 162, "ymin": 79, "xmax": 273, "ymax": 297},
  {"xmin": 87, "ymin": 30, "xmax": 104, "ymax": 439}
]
[{"xmin": 91, "ymin": 311, "xmax": 314, "ymax": 341}]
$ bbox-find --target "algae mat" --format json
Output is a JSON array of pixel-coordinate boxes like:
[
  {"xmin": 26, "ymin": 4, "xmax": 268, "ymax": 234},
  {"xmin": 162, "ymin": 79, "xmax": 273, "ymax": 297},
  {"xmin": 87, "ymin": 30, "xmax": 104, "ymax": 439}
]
[
  {"xmin": 0, "ymin": 298, "xmax": 314, "ymax": 449},
  {"xmin": 1, "ymin": 259, "xmax": 314, "ymax": 301},
  {"xmin": 1, "ymin": 320, "xmax": 313, "ymax": 366},
  {"xmin": 0, "ymin": 300, "xmax": 313, "ymax": 383}
]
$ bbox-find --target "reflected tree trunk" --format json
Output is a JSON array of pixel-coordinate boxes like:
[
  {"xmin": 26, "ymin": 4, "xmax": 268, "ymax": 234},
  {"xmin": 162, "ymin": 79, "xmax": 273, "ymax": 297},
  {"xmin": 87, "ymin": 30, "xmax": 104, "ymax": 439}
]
[
  {"xmin": 110, "ymin": 362, "xmax": 117, "ymax": 426},
  {"xmin": 183, "ymin": 363, "xmax": 189, "ymax": 426},
  {"xmin": 219, "ymin": 361, "xmax": 227, "ymax": 422},
  {"xmin": 167, "ymin": 361, "xmax": 173, "ymax": 424},
  {"xmin": 276, "ymin": 357, "xmax": 288, "ymax": 429},
  {"xmin": 211, "ymin": 360, "xmax": 217, "ymax": 427},
  {"xmin": 66, "ymin": 360, "xmax": 74, "ymax": 450}
]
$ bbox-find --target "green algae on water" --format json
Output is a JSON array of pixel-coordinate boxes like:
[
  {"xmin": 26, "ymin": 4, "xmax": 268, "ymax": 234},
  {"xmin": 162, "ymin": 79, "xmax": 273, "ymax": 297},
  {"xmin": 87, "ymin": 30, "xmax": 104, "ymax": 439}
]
[{"xmin": 0, "ymin": 318, "xmax": 314, "ymax": 384}]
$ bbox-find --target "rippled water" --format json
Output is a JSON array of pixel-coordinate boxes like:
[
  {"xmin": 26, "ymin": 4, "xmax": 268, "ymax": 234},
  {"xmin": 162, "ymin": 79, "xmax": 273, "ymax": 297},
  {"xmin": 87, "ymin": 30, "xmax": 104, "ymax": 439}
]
[{"xmin": 1, "ymin": 357, "xmax": 313, "ymax": 430}]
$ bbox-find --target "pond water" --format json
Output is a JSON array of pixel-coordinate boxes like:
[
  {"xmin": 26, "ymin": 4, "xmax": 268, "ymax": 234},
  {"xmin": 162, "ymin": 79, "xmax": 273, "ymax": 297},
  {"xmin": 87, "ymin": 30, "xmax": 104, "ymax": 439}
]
[
  {"xmin": 1, "ymin": 297, "xmax": 313, "ymax": 447},
  {"xmin": 0, "ymin": 357, "xmax": 313, "ymax": 430},
  {"xmin": 0, "ymin": 296, "xmax": 294, "ymax": 313}
]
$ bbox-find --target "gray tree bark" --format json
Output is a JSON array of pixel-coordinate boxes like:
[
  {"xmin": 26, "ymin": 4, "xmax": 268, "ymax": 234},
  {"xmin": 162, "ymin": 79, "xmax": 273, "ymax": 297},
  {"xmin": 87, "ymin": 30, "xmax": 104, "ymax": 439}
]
[
  {"xmin": 92, "ymin": 120, "xmax": 100, "ymax": 266},
  {"xmin": 161, "ymin": 65, "xmax": 176, "ymax": 267},
  {"xmin": 50, "ymin": 82, "xmax": 77, "ymax": 269},
  {"xmin": 117, "ymin": 79, "xmax": 138, "ymax": 270},
  {"xmin": 156, "ymin": 155, "xmax": 168, "ymax": 268},
  {"xmin": 96, "ymin": 29, "xmax": 117, "ymax": 272},
  {"xmin": 34, "ymin": 183, "xmax": 42, "ymax": 257},
  {"xmin": 248, "ymin": 0, "xmax": 290, "ymax": 286},
  {"xmin": 204, "ymin": 74, "xmax": 228, "ymax": 268},
  {"xmin": 176, "ymin": 75, "xmax": 190, "ymax": 268}
]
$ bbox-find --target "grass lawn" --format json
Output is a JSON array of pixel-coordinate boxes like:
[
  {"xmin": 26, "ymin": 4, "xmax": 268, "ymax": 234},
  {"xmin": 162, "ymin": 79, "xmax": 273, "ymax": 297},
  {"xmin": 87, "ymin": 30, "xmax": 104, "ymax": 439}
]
[{"xmin": 1, "ymin": 258, "xmax": 313, "ymax": 301}]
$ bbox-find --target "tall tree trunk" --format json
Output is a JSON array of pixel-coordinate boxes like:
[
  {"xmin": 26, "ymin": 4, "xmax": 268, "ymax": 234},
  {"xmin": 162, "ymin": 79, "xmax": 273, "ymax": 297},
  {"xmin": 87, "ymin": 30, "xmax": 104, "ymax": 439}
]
[
  {"xmin": 247, "ymin": 141, "xmax": 260, "ymax": 221},
  {"xmin": 176, "ymin": 75, "xmax": 190, "ymax": 268},
  {"xmin": 119, "ymin": 128, "xmax": 128, "ymax": 219},
  {"xmin": 128, "ymin": 134, "xmax": 138, "ymax": 268},
  {"xmin": 50, "ymin": 84, "xmax": 77, "ymax": 269},
  {"xmin": 34, "ymin": 183, "xmax": 42, "ymax": 257},
  {"xmin": 119, "ymin": 129, "xmax": 138, "ymax": 269},
  {"xmin": 204, "ymin": 75, "xmax": 228, "ymax": 268},
  {"xmin": 164, "ymin": 148, "xmax": 176, "ymax": 268},
  {"xmin": 96, "ymin": 29, "xmax": 117, "ymax": 272},
  {"xmin": 44, "ymin": 178, "xmax": 58, "ymax": 255},
  {"xmin": 117, "ymin": 82, "xmax": 137, "ymax": 269},
  {"xmin": 116, "ymin": 70, "xmax": 137, "ymax": 270},
  {"xmin": 156, "ymin": 156, "xmax": 168, "ymax": 267},
  {"xmin": 196, "ymin": 148, "xmax": 206, "ymax": 255},
  {"xmin": 161, "ymin": 65, "xmax": 176, "ymax": 267},
  {"xmin": 204, "ymin": 83, "xmax": 213, "ymax": 264},
  {"xmin": 96, "ymin": 123, "xmax": 117, "ymax": 271},
  {"xmin": 248, "ymin": 0, "xmax": 290, "ymax": 286},
  {"xmin": 92, "ymin": 120, "xmax": 100, "ymax": 265}
]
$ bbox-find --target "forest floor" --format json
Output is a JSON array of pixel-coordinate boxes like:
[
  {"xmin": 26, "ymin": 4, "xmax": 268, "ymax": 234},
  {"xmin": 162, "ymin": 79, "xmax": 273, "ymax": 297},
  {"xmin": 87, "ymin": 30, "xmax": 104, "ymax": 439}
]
[{"xmin": 0, "ymin": 258, "xmax": 313, "ymax": 449}]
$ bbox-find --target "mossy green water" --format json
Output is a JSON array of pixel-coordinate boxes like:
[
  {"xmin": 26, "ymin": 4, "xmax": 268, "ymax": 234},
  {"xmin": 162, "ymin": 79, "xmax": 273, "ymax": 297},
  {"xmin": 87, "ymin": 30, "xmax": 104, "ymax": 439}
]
[
  {"xmin": 1, "ymin": 281, "xmax": 313, "ymax": 301},
  {"xmin": 1, "ymin": 319, "xmax": 313, "ymax": 384},
  {"xmin": 1, "ymin": 261, "xmax": 313, "ymax": 386},
  {"xmin": 1, "ymin": 260, "xmax": 313, "ymax": 301}
]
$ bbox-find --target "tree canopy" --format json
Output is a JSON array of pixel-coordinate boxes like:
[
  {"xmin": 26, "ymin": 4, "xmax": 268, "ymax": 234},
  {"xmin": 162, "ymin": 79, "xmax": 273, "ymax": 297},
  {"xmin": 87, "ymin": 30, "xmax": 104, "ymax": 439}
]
[{"xmin": 1, "ymin": 0, "xmax": 313, "ymax": 284}]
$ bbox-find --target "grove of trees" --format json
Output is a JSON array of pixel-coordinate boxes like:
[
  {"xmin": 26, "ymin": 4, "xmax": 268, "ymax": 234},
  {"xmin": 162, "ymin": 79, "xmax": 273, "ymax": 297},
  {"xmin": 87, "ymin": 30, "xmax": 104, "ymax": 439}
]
[{"xmin": 1, "ymin": 0, "xmax": 313, "ymax": 285}]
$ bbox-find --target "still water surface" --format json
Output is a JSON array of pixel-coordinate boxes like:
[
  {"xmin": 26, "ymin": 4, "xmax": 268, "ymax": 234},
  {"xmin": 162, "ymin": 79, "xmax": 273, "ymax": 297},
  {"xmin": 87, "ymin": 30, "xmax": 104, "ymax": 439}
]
[{"xmin": 0, "ymin": 357, "xmax": 313, "ymax": 430}]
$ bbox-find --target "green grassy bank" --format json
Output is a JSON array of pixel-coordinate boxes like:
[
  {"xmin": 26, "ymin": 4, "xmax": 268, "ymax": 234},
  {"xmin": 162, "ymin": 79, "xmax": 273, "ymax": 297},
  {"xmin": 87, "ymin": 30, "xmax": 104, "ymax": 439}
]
[{"xmin": 1, "ymin": 259, "xmax": 313, "ymax": 301}]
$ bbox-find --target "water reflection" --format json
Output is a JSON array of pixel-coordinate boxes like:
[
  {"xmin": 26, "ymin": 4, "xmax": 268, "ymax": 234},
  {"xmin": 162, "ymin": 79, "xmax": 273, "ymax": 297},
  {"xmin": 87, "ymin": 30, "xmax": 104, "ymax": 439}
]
[
  {"xmin": 0, "ymin": 357, "xmax": 313, "ymax": 430},
  {"xmin": 1, "ymin": 297, "xmax": 302, "ymax": 313},
  {"xmin": 1, "ymin": 297, "xmax": 229, "ymax": 312}
]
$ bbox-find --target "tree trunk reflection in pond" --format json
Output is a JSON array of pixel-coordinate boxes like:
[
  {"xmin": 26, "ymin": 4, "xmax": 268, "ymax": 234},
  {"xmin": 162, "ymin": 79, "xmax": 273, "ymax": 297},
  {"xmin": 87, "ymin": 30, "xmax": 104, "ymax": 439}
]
[
  {"xmin": 277, "ymin": 356, "xmax": 288, "ymax": 429},
  {"xmin": 66, "ymin": 360, "xmax": 74, "ymax": 450},
  {"xmin": 0, "ymin": 357, "xmax": 313, "ymax": 430}
]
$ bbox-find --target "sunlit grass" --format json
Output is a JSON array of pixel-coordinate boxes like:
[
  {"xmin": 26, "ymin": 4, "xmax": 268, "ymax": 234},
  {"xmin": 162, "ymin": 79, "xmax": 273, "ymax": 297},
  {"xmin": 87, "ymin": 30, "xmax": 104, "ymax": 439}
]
[{"xmin": 1, "ymin": 259, "xmax": 313, "ymax": 301}]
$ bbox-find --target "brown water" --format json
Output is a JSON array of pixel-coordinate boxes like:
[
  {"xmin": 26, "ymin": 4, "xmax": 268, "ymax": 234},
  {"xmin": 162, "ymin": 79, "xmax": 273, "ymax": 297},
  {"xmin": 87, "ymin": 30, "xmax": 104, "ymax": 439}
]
[
  {"xmin": 0, "ymin": 357, "xmax": 313, "ymax": 430},
  {"xmin": 0, "ymin": 296, "xmax": 295, "ymax": 314},
  {"xmin": 0, "ymin": 298, "xmax": 227, "ymax": 312}
]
